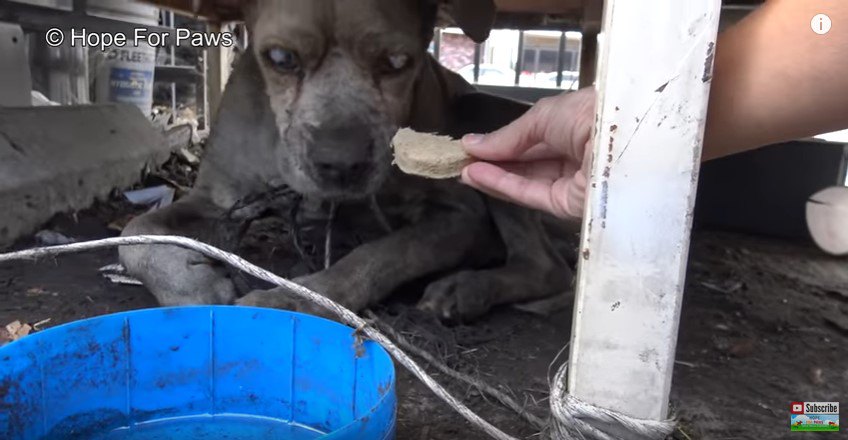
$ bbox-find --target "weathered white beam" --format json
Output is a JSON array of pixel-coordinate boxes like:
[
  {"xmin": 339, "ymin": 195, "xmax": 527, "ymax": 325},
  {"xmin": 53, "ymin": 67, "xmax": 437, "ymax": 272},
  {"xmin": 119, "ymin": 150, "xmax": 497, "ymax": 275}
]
[{"xmin": 567, "ymin": 0, "xmax": 721, "ymax": 421}]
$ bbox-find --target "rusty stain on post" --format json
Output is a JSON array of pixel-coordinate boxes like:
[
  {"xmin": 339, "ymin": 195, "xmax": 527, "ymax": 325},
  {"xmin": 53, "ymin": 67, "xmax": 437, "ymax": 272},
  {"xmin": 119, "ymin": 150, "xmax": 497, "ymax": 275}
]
[{"xmin": 702, "ymin": 42, "xmax": 716, "ymax": 83}]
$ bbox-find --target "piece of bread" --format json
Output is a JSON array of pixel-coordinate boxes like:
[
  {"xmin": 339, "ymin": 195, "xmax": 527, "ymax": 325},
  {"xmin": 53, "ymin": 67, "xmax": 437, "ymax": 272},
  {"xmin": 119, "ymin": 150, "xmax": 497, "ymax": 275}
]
[{"xmin": 392, "ymin": 128, "xmax": 472, "ymax": 179}]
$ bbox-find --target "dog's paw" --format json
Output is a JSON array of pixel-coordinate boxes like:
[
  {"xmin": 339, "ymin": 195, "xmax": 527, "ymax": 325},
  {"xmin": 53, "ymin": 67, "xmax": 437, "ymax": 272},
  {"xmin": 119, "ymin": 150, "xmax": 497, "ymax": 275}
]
[
  {"xmin": 236, "ymin": 287, "xmax": 299, "ymax": 310},
  {"xmin": 122, "ymin": 245, "xmax": 238, "ymax": 306},
  {"xmin": 236, "ymin": 284, "xmax": 334, "ymax": 320},
  {"xmin": 417, "ymin": 271, "xmax": 493, "ymax": 322}
]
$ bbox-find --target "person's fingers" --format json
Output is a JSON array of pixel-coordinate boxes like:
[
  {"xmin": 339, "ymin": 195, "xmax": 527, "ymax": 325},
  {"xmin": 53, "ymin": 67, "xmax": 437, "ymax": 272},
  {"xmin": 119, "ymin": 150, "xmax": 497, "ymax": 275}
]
[
  {"xmin": 461, "ymin": 162, "xmax": 548, "ymax": 208},
  {"xmin": 462, "ymin": 162, "xmax": 587, "ymax": 219},
  {"xmin": 496, "ymin": 159, "xmax": 575, "ymax": 182},
  {"xmin": 461, "ymin": 162, "xmax": 562, "ymax": 215},
  {"xmin": 457, "ymin": 87, "xmax": 597, "ymax": 218},
  {"xmin": 563, "ymin": 169, "xmax": 587, "ymax": 218},
  {"xmin": 513, "ymin": 142, "xmax": 564, "ymax": 162},
  {"xmin": 461, "ymin": 99, "xmax": 553, "ymax": 161}
]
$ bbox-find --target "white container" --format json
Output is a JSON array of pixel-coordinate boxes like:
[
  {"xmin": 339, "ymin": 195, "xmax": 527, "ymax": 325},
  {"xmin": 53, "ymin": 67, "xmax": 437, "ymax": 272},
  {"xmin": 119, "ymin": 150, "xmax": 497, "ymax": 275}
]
[
  {"xmin": 806, "ymin": 186, "xmax": 848, "ymax": 256},
  {"xmin": 89, "ymin": 0, "xmax": 159, "ymax": 116}
]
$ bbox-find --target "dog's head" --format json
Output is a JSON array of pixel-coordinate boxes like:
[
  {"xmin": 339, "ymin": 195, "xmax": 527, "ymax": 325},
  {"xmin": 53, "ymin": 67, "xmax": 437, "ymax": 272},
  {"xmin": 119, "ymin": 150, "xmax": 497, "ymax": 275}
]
[{"xmin": 238, "ymin": 0, "xmax": 494, "ymax": 199}]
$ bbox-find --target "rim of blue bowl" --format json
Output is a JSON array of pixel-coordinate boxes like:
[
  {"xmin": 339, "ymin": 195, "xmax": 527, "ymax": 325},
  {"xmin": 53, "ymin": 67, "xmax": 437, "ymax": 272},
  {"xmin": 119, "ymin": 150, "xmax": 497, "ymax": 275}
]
[{"xmin": 0, "ymin": 305, "xmax": 397, "ymax": 438}]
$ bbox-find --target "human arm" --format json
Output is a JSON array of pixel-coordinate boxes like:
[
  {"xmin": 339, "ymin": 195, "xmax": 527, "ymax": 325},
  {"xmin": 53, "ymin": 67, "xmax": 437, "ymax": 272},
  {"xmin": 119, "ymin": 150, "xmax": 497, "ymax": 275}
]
[
  {"xmin": 703, "ymin": 0, "xmax": 848, "ymax": 160},
  {"xmin": 461, "ymin": 0, "xmax": 848, "ymax": 218}
]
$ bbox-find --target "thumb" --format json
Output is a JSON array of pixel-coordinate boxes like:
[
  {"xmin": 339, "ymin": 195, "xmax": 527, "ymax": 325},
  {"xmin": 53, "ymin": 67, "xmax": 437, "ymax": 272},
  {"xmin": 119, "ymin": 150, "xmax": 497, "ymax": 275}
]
[{"xmin": 461, "ymin": 100, "xmax": 550, "ymax": 161}]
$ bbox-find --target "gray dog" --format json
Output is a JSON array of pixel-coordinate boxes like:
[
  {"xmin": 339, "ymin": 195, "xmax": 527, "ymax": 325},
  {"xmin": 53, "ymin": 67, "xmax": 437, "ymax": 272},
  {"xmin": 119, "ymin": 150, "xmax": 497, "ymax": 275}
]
[{"xmin": 120, "ymin": 0, "xmax": 573, "ymax": 321}]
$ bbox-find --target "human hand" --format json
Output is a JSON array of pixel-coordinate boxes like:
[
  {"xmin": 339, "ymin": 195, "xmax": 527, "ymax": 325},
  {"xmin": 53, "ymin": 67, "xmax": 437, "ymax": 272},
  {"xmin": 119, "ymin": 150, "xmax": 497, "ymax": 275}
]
[{"xmin": 460, "ymin": 87, "xmax": 597, "ymax": 219}]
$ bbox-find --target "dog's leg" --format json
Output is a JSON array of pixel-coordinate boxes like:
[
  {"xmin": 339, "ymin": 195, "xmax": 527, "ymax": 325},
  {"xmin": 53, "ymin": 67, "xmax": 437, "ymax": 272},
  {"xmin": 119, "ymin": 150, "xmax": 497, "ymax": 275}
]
[
  {"xmin": 119, "ymin": 194, "xmax": 241, "ymax": 306},
  {"xmin": 418, "ymin": 198, "xmax": 574, "ymax": 321},
  {"xmin": 237, "ymin": 206, "xmax": 497, "ymax": 316},
  {"xmin": 121, "ymin": 50, "xmax": 292, "ymax": 306}
]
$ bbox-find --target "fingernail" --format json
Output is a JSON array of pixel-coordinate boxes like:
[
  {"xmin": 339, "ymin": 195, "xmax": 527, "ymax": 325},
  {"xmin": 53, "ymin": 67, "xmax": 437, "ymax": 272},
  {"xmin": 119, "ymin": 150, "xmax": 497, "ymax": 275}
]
[
  {"xmin": 463, "ymin": 134, "xmax": 484, "ymax": 145},
  {"xmin": 459, "ymin": 165, "xmax": 471, "ymax": 184}
]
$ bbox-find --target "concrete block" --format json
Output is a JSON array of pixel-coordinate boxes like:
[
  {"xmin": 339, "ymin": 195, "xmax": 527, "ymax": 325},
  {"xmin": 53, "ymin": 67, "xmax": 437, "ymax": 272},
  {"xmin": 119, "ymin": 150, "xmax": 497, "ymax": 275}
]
[{"xmin": 0, "ymin": 104, "xmax": 171, "ymax": 247}]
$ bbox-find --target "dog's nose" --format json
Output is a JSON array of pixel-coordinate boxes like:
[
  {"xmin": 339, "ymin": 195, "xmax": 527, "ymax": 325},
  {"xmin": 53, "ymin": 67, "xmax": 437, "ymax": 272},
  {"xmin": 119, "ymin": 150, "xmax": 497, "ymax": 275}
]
[
  {"xmin": 315, "ymin": 160, "xmax": 370, "ymax": 183},
  {"xmin": 309, "ymin": 125, "xmax": 375, "ymax": 184}
]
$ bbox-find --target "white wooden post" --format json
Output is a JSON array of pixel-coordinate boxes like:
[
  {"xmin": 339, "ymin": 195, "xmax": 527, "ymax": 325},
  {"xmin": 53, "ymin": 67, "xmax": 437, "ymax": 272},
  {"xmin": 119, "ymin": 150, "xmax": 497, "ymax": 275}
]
[{"xmin": 567, "ymin": 0, "xmax": 722, "ymax": 422}]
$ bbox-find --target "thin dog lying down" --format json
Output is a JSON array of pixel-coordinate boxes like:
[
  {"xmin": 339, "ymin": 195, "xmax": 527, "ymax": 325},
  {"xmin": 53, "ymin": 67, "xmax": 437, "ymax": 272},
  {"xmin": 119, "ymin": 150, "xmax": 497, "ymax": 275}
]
[{"xmin": 120, "ymin": 0, "xmax": 574, "ymax": 322}]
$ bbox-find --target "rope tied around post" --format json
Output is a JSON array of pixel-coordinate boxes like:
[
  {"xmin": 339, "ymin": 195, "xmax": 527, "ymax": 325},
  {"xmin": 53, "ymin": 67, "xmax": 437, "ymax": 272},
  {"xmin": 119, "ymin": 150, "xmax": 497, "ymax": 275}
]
[
  {"xmin": 0, "ymin": 236, "xmax": 675, "ymax": 440},
  {"xmin": 550, "ymin": 365, "xmax": 675, "ymax": 440}
]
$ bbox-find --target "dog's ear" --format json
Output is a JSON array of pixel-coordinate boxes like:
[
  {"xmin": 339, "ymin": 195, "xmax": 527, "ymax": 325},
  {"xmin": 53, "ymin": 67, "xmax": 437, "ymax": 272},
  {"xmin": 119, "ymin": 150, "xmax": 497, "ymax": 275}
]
[{"xmin": 436, "ymin": 0, "xmax": 497, "ymax": 43}]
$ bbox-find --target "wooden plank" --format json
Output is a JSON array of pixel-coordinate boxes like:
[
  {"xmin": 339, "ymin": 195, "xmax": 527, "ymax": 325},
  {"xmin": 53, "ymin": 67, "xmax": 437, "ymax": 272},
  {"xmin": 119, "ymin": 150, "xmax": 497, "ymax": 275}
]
[
  {"xmin": 138, "ymin": 0, "xmax": 242, "ymax": 21},
  {"xmin": 0, "ymin": 23, "xmax": 31, "ymax": 107},
  {"xmin": 205, "ymin": 22, "xmax": 233, "ymax": 123},
  {"xmin": 140, "ymin": 0, "xmax": 587, "ymax": 20},
  {"xmin": 567, "ymin": 0, "xmax": 722, "ymax": 421},
  {"xmin": 577, "ymin": 31, "xmax": 596, "ymax": 89},
  {"xmin": 494, "ymin": 0, "xmax": 582, "ymax": 14}
]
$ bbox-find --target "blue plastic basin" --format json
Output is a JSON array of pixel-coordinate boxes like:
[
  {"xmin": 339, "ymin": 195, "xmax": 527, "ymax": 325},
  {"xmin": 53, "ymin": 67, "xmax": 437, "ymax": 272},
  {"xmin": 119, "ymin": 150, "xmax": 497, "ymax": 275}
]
[{"xmin": 0, "ymin": 307, "xmax": 396, "ymax": 439}]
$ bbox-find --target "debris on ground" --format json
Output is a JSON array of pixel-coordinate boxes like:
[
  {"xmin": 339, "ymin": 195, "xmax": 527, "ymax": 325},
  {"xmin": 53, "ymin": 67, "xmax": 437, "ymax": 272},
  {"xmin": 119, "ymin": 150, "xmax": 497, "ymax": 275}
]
[
  {"xmin": 101, "ymin": 274, "xmax": 144, "ymax": 287},
  {"xmin": 123, "ymin": 185, "xmax": 176, "ymax": 210},
  {"xmin": 177, "ymin": 147, "xmax": 201, "ymax": 166},
  {"xmin": 25, "ymin": 287, "xmax": 57, "ymax": 298},
  {"xmin": 164, "ymin": 123, "xmax": 194, "ymax": 152},
  {"xmin": 32, "ymin": 318, "xmax": 51, "ymax": 331},
  {"xmin": 809, "ymin": 367, "xmax": 824, "ymax": 386},
  {"xmin": 99, "ymin": 264, "xmax": 143, "ymax": 287},
  {"xmin": 699, "ymin": 279, "xmax": 743, "ymax": 294},
  {"xmin": 34, "ymin": 230, "xmax": 76, "ymax": 246},
  {"xmin": 2, "ymin": 320, "xmax": 32, "ymax": 345},
  {"xmin": 151, "ymin": 105, "xmax": 203, "ymax": 145},
  {"xmin": 727, "ymin": 337, "xmax": 757, "ymax": 358}
]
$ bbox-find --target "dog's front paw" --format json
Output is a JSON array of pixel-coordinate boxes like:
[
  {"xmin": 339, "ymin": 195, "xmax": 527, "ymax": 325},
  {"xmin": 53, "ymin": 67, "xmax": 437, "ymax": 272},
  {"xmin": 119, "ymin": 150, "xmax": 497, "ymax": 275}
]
[
  {"xmin": 417, "ymin": 271, "xmax": 493, "ymax": 322},
  {"xmin": 236, "ymin": 282, "xmax": 335, "ymax": 320},
  {"xmin": 236, "ymin": 287, "xmax": 299, "ymax": 310},
  {"xmin": 294, "ymin": 271, "xmax": 370, "ymax": 314}
]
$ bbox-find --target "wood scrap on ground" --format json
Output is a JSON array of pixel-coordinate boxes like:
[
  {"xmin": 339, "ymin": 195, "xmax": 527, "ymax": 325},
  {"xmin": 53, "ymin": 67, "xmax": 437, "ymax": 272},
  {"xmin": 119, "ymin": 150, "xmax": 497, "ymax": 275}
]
[{"xmin": 1, "ymin": 320, "xmax": 32, "ymax": 346}]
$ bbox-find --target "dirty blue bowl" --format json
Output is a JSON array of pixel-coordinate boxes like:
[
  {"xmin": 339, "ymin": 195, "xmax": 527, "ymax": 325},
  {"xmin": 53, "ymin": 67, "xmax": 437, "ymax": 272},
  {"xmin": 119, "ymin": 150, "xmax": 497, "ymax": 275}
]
[{"xmin": 0, "ymin": 307, "xmax": 396, "ymax": 439}]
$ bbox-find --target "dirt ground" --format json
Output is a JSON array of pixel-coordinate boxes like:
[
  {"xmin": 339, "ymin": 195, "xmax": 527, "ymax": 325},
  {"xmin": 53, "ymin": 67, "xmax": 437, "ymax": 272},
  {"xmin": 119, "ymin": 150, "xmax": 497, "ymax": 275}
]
[{"xmin": 1, "ymin": 197, "xmax": 847, "ymax": 439}]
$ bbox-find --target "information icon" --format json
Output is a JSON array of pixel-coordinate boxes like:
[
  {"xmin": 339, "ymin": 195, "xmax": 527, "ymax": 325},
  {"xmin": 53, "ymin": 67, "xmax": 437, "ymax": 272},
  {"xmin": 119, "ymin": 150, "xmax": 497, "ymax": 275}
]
[{"xmin": 811, "ymin": 14, "xmax": 832, "ymax": 35}]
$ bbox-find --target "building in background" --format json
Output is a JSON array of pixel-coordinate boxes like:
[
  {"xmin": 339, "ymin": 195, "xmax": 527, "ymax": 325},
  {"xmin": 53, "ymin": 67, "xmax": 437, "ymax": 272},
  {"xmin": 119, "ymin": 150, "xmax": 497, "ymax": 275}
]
[{"xmin": 432, "ymin": 28, "xmax": 582, "ymax": 90}]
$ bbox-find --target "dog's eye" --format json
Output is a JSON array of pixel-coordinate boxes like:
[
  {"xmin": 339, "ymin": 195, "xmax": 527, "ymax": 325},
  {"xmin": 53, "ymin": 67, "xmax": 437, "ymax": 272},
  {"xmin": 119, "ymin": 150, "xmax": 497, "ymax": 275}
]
[
  {"xmin": 381, "ymin": 53, "xmax": 411, "ymax": 74},
  {"xmin": 264, "ymin": 47, "xmax": 301, "ymax": 72}
]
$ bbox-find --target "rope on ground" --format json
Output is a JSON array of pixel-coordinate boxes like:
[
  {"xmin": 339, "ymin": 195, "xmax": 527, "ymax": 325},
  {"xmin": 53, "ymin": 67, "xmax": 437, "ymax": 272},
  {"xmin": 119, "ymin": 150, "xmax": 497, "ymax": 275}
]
[
  {"xmin": 0, "ymin": 235, "xmax": 676, "ymax": 440},
  {"xmin": 363, "ymin": 310, "xmax": 548, "ymax": 432}
]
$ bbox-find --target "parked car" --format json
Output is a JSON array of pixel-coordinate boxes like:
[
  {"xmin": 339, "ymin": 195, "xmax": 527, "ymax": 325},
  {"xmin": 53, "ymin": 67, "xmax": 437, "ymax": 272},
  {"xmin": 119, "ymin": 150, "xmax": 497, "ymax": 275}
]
[
  {"xmin": 457, "ymin": 64, "xmax": 516, "ymax": 86},
  {"xmin": 533, "ymin": 71, "xmax": 580, "ymax": 90}
]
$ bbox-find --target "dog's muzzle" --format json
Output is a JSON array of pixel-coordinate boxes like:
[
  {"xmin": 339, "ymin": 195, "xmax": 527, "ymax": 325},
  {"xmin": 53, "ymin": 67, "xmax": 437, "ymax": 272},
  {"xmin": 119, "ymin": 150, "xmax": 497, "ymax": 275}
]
[{"xmin": 307, "ymin": 124, "xmax": 379, "ymax": 190}]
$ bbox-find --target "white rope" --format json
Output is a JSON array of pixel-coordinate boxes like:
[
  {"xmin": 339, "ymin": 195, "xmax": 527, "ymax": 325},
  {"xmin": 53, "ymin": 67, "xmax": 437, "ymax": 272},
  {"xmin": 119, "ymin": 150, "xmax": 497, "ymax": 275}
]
[
  {"xmin": 549, "ymin": 363, "xmax": 675, "ymax": 440},
  {"xmin": 0, "ymin": 236, "xmax": 676, "ymax": 440},
  {"xmin": 363, "ymin": 310, "xmax": 548, "ymax": 432}
]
